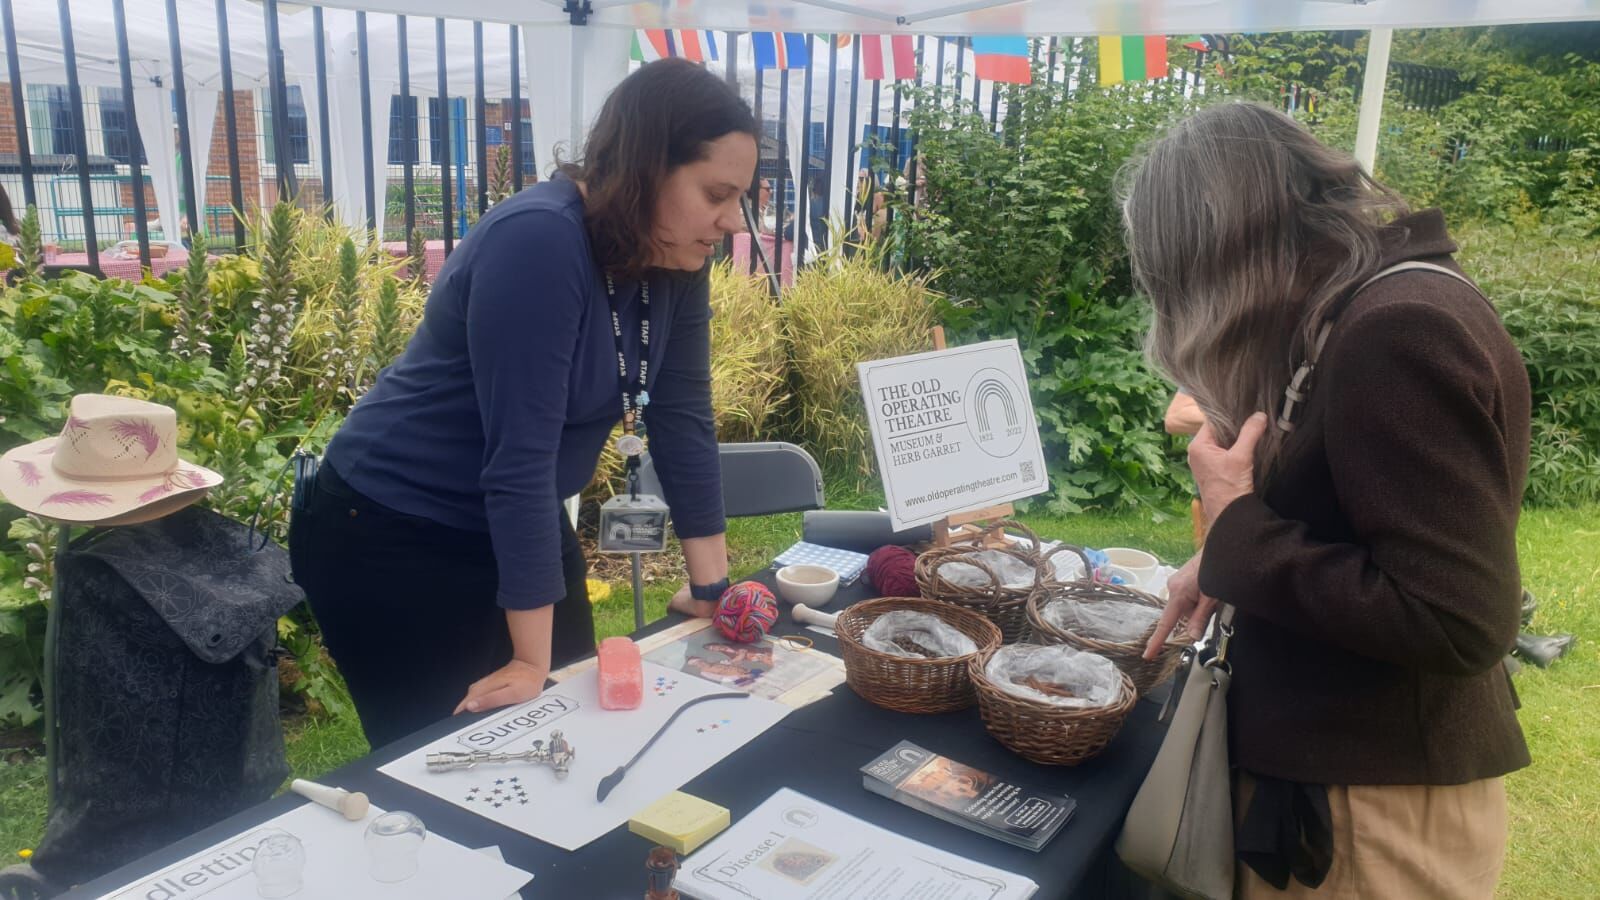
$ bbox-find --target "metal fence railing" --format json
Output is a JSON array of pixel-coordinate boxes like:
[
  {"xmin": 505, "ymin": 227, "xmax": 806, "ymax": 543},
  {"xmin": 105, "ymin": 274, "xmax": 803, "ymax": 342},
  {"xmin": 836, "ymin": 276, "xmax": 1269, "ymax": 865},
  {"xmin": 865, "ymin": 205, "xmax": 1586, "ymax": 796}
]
[{"xmin": 0, "ymin": 5, "xmax": 1507, "ymax": 284}]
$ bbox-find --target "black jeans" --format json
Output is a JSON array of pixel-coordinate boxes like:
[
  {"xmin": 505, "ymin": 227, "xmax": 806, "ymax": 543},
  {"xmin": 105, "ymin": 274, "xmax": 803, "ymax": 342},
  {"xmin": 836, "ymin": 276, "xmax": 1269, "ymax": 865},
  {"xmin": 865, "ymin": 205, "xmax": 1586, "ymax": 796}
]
[{"xmin": 288, "ymin": 462, "xmax": 594, "ymax": 750}]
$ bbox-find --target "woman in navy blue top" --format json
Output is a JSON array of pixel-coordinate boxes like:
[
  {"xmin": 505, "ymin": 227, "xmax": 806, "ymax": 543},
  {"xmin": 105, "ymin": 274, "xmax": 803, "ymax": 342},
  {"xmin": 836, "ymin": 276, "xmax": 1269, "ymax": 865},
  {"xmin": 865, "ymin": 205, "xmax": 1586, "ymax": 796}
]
[{"xmin": 289, "ymin": 60, "xmax": 758, "ymax": 749}]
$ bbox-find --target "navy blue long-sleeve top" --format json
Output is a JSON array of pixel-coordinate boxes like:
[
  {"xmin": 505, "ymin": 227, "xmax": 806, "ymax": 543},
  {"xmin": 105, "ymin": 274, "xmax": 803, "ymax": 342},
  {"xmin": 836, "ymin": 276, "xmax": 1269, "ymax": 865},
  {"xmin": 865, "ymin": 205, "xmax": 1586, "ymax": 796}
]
[{"xmin": 325, "ymin": 177, "xmax": 725, "ymax": 609}]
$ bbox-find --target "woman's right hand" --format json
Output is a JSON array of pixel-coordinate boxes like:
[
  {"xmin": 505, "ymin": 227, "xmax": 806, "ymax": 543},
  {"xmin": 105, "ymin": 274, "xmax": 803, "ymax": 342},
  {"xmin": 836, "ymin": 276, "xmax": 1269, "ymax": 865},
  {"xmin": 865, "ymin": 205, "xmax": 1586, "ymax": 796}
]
[
  {"xmin": 1144, "ymin": 552, "xmax": 1217, "ymax": 659},
  {"xmin": 453, "ymin": 658, "xmax": 550, "ymax": 715},
  {"xmin": 455, "ymin": 606, "xmax": 556, "ymax": 715}
]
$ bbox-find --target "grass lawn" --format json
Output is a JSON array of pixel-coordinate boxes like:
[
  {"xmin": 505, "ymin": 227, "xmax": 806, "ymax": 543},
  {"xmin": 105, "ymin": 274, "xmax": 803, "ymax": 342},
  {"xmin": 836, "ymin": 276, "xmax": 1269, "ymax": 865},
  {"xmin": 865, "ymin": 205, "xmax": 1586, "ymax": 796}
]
[{"xmin": 1, "ymin": 501, "xmax": 1593, "ymax": 898}]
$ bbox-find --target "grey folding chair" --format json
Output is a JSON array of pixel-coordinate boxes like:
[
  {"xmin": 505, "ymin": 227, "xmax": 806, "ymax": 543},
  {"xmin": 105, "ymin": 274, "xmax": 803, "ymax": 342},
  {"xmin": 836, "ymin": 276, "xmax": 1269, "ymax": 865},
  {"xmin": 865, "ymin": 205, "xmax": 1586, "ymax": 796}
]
[{"xmin": 627, "ymin": 442, "xmax": 825, "ymax": 627}]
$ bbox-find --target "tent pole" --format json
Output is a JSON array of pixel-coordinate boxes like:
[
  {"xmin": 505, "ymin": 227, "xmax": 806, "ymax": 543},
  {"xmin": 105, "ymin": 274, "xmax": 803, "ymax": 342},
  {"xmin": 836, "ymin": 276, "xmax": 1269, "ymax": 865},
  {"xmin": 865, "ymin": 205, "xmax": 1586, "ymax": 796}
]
[
  {"xmin": 774, "ymin": 66, "xmax": 789, "ymax": 283},
  {"xmin": 796, "ymin": 36, "xmax": 814, "ymax": 267},
  {"xmin": 112, "ymin": 0, "xmax": 151, "ymax": 269},
  {"xmin": 58, "ymin": 0, "xmax": 100, "ymax": 271},
  {"xmin": 843, "ymin": 37, "xmax": 860, "ymax": 237},
  {"xmin": 264, "ymin": 0, "xmax": 297, "ymax": 202},
  {"xmin": 314, "ymin": 7, "xmax": 334, "ymax": 218},
  {"xmin": 822, "ymin": 33, "xmax": 838, "ymax": 252},
  {"xmin": 1353, "ymin": 27, "xmax": 1392, "ymax": 175},
  {"xmin": 436, "ymin": 18, "xmax": 454, "ymax": 255},
  {"xmin": 474, "ymin": 22, "xmax": 488, "ymax": 216},
  {"xmin": 722, "ymin": 31, "xmax": 738, "ymax": 259},
  {"xmin": 749, "ymin": 65, "xmax": 763, "ymax": 276},
  {"xmin": 216, "ymin": 0, "xmax": 246, "ymax": 247},
  {"xmin": 510, "ymin": 25, "xmax": 523, "ymax": 191},
  {"xmin": 357, "ymin": 12, "xmax": 376, "ymax": 232},
  {"xmin": 398, "ymin": 15, "xmax": 415, "ymax": 243},
  {"xmin": 166, "ymin": 0, "xmax": 201, "ymax": 239},
  {"xmin": 1, "ymin": 0, "xmax": 38, "ymax": 209}
]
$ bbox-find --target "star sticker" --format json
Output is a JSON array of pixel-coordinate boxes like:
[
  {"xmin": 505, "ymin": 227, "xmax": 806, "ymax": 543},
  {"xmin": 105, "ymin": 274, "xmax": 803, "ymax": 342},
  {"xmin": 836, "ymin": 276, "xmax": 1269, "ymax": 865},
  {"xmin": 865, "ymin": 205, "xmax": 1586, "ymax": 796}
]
[
  {"xmin": 495, "ymin": 779, "xmax": 505, "ymax": 785},
  {"xmin": 519, "ymin": 798, "xmax": 529, "ymax": 805},
  {"xmin": 697, "ymin": 727, "xmax": 705, "ymax": 733},
  {"xmin": 468, "ymin": 787, "xmax": 480, "ymax": 794},
  {"xmin": 492, "ymin": 802, "xmax": 503, "ymax": 808},
  {"xmin": 492, "ymin": 788, "xmax": 503, "ymax": 795},
  {"xmin": 509, "ymin": 777, "xmax": 520, "ymax": 783},
  {"xmin": 464, "ymin": 795, "xmax": 474, "ymax": 802}
]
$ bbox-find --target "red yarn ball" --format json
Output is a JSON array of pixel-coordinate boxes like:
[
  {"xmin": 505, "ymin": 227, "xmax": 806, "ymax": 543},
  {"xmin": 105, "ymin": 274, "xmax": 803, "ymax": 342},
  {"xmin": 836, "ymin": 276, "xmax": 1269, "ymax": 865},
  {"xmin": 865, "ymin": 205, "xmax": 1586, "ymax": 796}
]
[{"xmin": 866, "ymin": 545, "xmax": 919, "ymax": 597}]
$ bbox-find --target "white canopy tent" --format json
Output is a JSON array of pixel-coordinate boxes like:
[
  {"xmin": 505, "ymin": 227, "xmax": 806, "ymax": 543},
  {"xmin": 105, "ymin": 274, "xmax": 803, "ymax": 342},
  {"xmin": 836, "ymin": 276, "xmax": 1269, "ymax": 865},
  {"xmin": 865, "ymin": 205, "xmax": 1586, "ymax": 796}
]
[{"xmin": 4, "ymin": 0, "xmax": 1597, "ymax": 244}]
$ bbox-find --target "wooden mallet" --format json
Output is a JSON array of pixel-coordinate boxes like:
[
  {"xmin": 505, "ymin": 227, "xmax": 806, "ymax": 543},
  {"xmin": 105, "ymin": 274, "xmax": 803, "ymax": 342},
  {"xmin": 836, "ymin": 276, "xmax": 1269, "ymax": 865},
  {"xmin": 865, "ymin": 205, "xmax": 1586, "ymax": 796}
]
[
  {"xmin": 290, "ymin": 778, "xmax": 370, "ymax": 820},
  {"xmin": 791, "ymin": 604, "xmax": 838, "ymax": 633}
]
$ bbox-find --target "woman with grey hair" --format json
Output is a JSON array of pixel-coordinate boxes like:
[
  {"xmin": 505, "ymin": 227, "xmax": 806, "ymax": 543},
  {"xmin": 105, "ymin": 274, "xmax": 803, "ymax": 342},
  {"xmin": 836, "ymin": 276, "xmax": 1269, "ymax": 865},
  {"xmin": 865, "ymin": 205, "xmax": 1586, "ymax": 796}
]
[{"xmin": 1123, "ymin": 102, "xmax": 1530, "ymax": 897}]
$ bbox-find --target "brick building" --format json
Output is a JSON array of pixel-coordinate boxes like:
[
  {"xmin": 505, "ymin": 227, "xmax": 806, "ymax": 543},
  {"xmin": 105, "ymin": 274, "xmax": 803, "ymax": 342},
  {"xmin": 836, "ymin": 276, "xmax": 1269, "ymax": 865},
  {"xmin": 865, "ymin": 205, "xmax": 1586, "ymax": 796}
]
[{"xmin": 1, "ymin": 79, "xmax": 534, "ymax": 245}]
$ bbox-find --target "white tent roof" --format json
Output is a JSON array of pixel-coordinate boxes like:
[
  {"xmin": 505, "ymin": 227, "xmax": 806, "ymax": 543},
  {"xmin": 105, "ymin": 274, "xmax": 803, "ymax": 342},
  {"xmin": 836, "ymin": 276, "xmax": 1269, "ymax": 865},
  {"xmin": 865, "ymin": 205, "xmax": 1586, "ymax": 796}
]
[{"xmin": 308, "ymin": 0, "xmax": 1600, "ymax": 33}]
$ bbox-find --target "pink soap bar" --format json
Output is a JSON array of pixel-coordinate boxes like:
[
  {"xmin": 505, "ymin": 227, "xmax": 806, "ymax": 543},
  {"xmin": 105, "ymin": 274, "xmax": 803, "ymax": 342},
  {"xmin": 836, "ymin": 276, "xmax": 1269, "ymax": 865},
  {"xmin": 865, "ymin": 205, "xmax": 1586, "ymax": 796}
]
[{"xmin": 597, "ymin": 637, "xmax": 644, "ymax": 710}]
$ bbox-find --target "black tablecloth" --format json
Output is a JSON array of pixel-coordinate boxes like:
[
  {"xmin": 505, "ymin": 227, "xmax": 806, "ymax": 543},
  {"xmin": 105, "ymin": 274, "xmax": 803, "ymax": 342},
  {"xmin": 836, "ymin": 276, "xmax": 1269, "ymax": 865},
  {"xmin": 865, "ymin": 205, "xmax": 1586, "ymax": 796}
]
[{"xmin": 66, "ymin": 571, "xmax": 1169, "ymax": 899}]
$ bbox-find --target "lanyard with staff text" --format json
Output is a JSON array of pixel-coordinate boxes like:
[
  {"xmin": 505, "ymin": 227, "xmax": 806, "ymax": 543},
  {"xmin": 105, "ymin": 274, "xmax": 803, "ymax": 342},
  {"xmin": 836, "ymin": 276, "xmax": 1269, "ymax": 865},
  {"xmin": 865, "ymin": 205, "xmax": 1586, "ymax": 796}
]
[{"xmin": 604, "ymin": 272, "xmax": 651, "ymax": 494}]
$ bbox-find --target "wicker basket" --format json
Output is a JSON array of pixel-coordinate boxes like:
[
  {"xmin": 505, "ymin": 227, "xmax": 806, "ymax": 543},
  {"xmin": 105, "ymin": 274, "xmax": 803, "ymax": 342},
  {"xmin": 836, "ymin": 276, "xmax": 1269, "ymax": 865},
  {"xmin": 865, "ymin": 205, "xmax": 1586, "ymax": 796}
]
[
  {"xmin": 969, "ymin": 645, "xmax": 1137, "ymax": 766},
  {"xmin": 949, "ymin": 518, "xmax": 1043, "ymax": 559},
  {"xmin": 836, "ymin": 597, "xmax": 1004, "ymax": 714},
  {"xmin": 915, "ymin": 545, "xmax": 1040, "ymax": 643},
  {"xmin": 1039, "ymin": 542, "xmax": 1096, "ymax": 587},
  {"xmin": 1026, "ymin": 575, "xmax": 1194, "ymax": 696}
]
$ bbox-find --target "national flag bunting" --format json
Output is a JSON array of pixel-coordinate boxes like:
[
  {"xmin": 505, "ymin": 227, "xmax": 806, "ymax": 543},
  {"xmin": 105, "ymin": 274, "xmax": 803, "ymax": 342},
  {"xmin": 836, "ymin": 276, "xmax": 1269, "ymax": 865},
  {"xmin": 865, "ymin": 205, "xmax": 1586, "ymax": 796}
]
[
  {"xmin": 971, "ymin": 36, "xmax": 1031, "ymax": 85},
  {"xmin": 751, "ymin": 32, "xmax": 810, "ymax": 71},
  {"xmin": 630, "ymin": 29, "xmax": 720, "ymax": 64},
  {"xmin": 860, "ymin": 34, "xmax": 916, "ymax": 81},
  {"xmin": 1098, "ymin": 35, "xmax": 1169, "ymax": 85},
  {"xmin": 1181, "ymin": 34, "xmax": 1231, "ymax": 55}
]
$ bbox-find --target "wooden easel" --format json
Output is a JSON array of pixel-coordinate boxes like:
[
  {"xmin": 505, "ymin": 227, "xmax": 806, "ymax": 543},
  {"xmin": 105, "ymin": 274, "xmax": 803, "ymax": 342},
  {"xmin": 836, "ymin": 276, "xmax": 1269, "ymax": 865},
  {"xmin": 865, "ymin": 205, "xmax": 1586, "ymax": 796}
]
[{"xmin": 928, "ymin": 326, "xmax": 1015, "ymax": 549}]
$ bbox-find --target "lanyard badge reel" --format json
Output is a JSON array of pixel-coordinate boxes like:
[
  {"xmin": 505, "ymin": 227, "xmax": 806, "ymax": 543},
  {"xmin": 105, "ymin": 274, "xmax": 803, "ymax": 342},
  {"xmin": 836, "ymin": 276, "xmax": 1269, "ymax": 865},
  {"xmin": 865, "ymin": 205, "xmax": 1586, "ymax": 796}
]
[{"xmin": 597, "ymin": 275, "xmax": 670, "ymax": 555}]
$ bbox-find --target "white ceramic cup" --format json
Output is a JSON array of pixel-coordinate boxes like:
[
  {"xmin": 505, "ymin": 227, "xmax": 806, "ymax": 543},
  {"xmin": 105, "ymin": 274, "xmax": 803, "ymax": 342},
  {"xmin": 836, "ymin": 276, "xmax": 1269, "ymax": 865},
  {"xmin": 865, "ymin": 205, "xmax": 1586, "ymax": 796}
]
[
  {"xmin": 1101, "ymin": 564, "xmax": 1141, "ymax": 588},
  {"xmin": 775, "ymin": 564, "xmax": 840, "ymax": 607},
  {"xmin": 1102, "ymin": 548, "xmax": 1159, "ymax": 590}
]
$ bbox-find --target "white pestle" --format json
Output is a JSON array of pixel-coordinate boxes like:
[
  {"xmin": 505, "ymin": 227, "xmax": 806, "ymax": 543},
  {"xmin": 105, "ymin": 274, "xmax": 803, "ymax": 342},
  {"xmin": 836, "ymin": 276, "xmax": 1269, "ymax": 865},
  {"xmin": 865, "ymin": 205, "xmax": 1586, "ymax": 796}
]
[
  {"xmin": 291, "ymin": 778, "xmax": 370, "ymax": 821},
  {"xmin": 791, "ymin": 604, "xmax": 838, "ymax": 631}
]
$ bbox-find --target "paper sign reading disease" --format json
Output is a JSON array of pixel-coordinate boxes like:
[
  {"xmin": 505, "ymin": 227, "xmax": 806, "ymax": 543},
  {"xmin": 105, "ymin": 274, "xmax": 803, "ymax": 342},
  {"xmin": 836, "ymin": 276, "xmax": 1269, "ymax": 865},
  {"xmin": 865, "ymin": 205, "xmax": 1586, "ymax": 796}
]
[{"xmin": 858, "ymin": 339, "xmax": 1048, "ymax": 530}]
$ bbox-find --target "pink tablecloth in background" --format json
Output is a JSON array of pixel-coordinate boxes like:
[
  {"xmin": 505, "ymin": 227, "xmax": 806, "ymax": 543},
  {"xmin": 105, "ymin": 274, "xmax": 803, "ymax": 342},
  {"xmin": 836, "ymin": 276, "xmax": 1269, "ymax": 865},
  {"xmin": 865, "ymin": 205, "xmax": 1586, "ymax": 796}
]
[
  {"xmin": 54, "ymin": 248, "xmax": 190, "ymax": 281},
  {"xmin": 730, "ymin": 232, "xmax": 795, "ymax": 286},
  {"xmin": 381, "ymin": 240, "xmax": 447, "ymax": 281}
]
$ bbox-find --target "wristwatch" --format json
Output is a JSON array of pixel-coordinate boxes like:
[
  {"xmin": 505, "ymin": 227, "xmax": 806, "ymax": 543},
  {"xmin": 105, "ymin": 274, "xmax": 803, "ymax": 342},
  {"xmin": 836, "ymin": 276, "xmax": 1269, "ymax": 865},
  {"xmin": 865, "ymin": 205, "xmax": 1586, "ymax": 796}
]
[{"xmin": 690, "ymin": 578, "xmax": 731, "ymax": 603}]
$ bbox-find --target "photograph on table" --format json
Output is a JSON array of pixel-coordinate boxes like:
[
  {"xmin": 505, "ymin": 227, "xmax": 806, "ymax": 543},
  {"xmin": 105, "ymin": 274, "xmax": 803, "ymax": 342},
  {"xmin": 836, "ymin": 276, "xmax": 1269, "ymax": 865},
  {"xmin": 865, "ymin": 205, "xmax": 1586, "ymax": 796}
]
[
  {"xmin": 93, "ymin": 801, "xmax": 531, "ymax": 900},
  {"xmin": 642, "ymin": 619, "xmax": 846, "ymax": 708},
  {"xmin": 379, "ymin": 661, "xmax": 789, "ymax": 851}
]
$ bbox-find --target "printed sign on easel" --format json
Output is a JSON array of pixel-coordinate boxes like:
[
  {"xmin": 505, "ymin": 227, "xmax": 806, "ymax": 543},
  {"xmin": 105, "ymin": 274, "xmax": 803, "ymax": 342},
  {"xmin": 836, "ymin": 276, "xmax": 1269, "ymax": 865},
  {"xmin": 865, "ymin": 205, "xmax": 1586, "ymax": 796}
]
[{"xmin": 858, "ymin": 338, "xmax": 1048, "ymax": 531}]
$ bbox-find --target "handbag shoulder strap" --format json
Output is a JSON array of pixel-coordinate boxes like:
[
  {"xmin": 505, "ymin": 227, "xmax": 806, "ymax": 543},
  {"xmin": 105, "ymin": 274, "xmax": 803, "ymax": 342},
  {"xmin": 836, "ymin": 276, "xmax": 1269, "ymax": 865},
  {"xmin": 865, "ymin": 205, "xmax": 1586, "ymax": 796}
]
[{"xmin": 1276, "ymin": 261, "xmax": 1486, "ymax": 432}]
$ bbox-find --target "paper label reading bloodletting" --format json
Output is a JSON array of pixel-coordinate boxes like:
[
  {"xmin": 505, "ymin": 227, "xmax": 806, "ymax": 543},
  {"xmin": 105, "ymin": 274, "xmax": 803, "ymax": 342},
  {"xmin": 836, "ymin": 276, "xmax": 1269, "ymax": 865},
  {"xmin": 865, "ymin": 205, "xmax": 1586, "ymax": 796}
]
[{"xmin": 108, "ymin": 828, "xmax": 290, "ymax": 900}]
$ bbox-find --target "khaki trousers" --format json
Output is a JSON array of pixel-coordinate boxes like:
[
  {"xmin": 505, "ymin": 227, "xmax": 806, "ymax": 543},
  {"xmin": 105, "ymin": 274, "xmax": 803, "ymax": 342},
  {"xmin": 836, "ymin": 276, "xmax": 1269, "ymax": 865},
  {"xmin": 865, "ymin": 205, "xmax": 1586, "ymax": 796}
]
[{"xmin": 1234, "ymin": 772, "xmax": 1508, "ymax": 900}]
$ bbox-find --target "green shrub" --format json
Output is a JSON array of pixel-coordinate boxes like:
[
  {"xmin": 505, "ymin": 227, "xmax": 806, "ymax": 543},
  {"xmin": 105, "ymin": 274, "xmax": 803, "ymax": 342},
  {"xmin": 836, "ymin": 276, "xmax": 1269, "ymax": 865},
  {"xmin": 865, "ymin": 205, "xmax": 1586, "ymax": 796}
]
[
  {"xmin": 893, "ymin": 70, "xmax": 1194, "ymax": 512},
  {"xmin": 782, "ymin": 243, "xmax": 940, "ymax": 485},
  {"xmin": 709, "ymin": 264, "xmax": 789, "ymax": 444},
  {"xmin": 1459, "ymin": 223, "xmax": 1600, "ymax": 505},
  {"xmin": 0, "ymin": 203, "xmax": 416, "ymax": 728},
  {"xmin": 587, "ymin": 263, "xmax": 792, "ymax": 500}
]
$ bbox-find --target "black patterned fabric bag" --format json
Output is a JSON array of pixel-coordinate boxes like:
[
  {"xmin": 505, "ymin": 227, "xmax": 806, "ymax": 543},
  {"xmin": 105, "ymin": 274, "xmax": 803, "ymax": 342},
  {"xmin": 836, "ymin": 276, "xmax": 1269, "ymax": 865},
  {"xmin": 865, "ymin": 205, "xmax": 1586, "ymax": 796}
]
[{"xmin": 29, "ymin": 505, "xmax": 302, "ymax": 887}]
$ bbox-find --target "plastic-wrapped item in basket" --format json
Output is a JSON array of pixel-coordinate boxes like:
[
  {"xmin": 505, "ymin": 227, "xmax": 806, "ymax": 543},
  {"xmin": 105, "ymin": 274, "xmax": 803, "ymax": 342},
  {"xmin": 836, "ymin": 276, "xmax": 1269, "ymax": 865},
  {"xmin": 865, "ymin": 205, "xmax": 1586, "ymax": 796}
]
[
  {"xmin": 916, "ymin": 545, "xmax": 1041, "ymax": 643},
  {"xmin": 1041, "ymin": 597, "xmax": 1162, "ymax": 644},
  {"xmin": 938, "ymin": 550, "xmax": 1037, "ymax": 590},
  {"xmin": 863, "ymin": 610, "xmax": 979, "ymax": 659},
  {"xmin": 984, "ymin": 644, "xmax": 1121, "ymax": 709}
]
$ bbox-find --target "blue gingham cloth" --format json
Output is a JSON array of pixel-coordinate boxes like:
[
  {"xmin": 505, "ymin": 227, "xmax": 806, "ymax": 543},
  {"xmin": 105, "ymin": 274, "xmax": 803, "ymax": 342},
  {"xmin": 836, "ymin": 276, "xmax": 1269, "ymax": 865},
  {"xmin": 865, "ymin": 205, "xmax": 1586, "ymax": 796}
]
[{"xmin": 774, "ymin": 541, "xmax": 870, "ymax": 586}]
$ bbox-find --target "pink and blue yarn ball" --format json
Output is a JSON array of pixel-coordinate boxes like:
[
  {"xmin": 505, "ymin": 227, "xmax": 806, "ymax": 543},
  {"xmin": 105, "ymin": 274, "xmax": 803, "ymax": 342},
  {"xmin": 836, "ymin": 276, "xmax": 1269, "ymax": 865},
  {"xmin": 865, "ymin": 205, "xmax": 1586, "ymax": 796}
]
[{"xmin": 713, "ymin": 581, "xmax": 780, "ymax": 643}]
